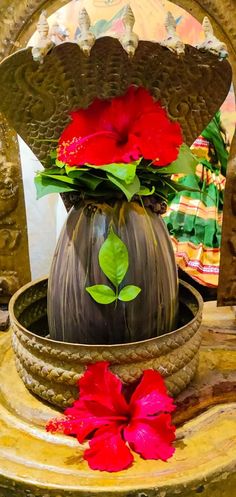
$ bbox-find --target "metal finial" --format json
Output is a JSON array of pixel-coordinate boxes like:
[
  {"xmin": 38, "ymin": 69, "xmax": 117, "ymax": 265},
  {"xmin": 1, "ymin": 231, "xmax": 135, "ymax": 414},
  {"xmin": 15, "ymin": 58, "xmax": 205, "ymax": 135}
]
[
  {"xmin": 119, "ymin": 5, "xmax": 139, "ymax": 58},
  {"xmin": 197, "ymin": 17, "xmax": 228, "ymax": 59},
  {"xmin": 76, "ymin": 8, "xmax": 95, "ymax": 56},
  {"xmin": 32, "ymin": 10, "xmax": 54, "ymax": 63},
  {"xmin": 160, "ymin": 11, "xmax": 185, "ymax": 56}
]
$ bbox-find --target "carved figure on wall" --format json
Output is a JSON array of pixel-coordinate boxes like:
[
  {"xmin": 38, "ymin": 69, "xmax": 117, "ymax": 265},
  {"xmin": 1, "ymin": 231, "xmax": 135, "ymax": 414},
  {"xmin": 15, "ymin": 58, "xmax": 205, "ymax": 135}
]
[
  {"xmin": 0, "ymin": 271, "xmax": 19, "ymax": 302},
  {"xmin": 0, "ymin": 164, "xmax": 19, "ymax": 221}
]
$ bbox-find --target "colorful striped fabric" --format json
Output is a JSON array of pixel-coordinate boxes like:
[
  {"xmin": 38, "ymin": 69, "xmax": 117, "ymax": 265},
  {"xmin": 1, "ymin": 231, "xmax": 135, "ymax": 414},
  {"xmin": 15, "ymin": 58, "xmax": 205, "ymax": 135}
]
[{"xmin": 164, "ymin": 116, "xmax": 228, "ymax": 288}]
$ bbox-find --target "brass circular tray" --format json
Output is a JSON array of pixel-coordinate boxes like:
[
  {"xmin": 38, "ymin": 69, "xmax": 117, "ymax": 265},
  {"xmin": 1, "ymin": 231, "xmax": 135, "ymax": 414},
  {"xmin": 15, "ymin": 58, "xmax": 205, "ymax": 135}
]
[
  {"xmin": 0, "ymin": 307, "xmax": 236, "ymax": 497},
  {"xmin": 10, "ymin": 277, "xmax": 203, "ymax": 408}
]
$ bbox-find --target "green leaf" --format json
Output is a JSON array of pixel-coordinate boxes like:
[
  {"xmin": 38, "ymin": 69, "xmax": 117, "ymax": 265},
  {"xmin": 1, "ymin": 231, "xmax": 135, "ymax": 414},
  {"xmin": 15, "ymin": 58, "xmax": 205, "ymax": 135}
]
[
  {"xmin": 56, "ymin": 159, "xmax": 66, "ymax": 168},
  {"xmin": 34, "ymin": 175, "xmax": 77, "ymax": 199},
  {"xmin": 41, "ymin": 168, "xmax": 65, "ymax": 176},
  {"xmin": 99, "ymin": 228, "xmax": 128, "ymax": 287},
  {"xmin": 42, "ymin": 171, "xmax": 103, "ymax": 191},
  {"xmin": 65, "ymin": 168, "xmax": 103, "ymax": 191},
  {"xmin": 86, "ymin": 285, "xmax": 116, "ymax": 304},
  {"xmin": 138, "ymin": 185, "xmax": 155, "ymax": 196},
  {"xmin": 163, "ymin": 177, "xmax": 200, "ymax": 193},
  {"xmin": 118, "ymin": 285, "xmax": 141, "ymax": 302},
  {"xmin": 89, "ymin": 160, "xmax": 140, "ymax": 184},
  {"xmin": 78, "ymin": 174, "xmax": 104, "ymax": 191},
  {"xmin": 106, "ymin": 173, "xmax": 140, "ymax": 201},
  {"xmin": 149, "ymin": 144, "xmax": 198, "ymax": 175},
  {"xmin": 43, "ymin": 174, "xmax": 77, "ymax": 185},
  {"xmin": 50, "ymin": 150, "xmax": 57, "ymax": 159},
  {"xmin": 65, "ymin": 165, "xmax": 89, "ymax": 176}
]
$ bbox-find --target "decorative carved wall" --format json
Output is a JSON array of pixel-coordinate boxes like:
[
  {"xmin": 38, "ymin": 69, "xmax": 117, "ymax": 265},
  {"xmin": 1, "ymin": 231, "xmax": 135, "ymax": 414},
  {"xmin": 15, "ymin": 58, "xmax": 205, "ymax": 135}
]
[
  {"xmin": 0, "ymin": 0, "xmax": 235, "ymax": 304},
  {"xmin": 0, "ymin": 115, "xmax": 30, "ymax": 303}
]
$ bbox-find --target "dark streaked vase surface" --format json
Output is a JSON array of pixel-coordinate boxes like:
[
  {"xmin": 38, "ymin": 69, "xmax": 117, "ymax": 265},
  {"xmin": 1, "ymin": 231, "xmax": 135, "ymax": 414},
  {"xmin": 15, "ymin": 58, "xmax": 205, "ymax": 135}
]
[{"xmin": 48, "ymin": 200, "xmax": 178, "ymax": 344}]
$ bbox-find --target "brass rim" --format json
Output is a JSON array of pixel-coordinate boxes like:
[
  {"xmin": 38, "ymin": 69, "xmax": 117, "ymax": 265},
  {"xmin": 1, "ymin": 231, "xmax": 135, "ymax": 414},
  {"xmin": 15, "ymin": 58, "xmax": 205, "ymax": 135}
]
[{"xmin": 9, "ymin": 276, "xmax": 203, "ymax": 349}]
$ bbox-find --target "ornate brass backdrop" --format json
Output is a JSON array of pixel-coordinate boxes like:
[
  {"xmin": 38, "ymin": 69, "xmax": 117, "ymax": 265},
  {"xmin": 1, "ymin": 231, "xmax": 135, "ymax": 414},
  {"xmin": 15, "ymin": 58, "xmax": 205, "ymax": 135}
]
[
  {"xmin": 0, "ymin": 3, "xmax": 235, "ymax": 497},
  {"xmin": 0, "ymin": 40, "xmax": 232, "ymax": 164}
]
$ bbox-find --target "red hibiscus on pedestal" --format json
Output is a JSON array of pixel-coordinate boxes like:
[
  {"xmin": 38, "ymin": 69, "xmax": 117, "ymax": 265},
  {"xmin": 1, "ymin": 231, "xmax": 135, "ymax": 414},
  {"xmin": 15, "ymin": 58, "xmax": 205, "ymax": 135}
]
[
  {"xmin": 47, "ymin": 362, "xmax": 176, "ymax": 472},
  {"xmin": 58, "ymin": 86, "xmax": 183, "ymax": 167}
]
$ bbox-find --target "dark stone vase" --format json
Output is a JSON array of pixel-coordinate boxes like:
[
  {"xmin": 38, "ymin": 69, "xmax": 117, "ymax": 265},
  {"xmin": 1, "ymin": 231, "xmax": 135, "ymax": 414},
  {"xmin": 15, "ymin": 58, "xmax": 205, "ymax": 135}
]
[{"xmin": 47, "ymin": 198, "xmax": 179, "ymax": 344}]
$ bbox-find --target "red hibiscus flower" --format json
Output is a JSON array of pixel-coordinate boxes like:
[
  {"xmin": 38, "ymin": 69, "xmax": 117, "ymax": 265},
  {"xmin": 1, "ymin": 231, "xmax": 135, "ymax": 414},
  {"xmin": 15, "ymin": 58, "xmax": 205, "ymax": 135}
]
[
  {"xmin": 58, "ymin": 86, "xmax": 183, "ymax": 167},
  {"xmin": 47, "ymin": 362, "xmax": 176, "ymax": 472}
]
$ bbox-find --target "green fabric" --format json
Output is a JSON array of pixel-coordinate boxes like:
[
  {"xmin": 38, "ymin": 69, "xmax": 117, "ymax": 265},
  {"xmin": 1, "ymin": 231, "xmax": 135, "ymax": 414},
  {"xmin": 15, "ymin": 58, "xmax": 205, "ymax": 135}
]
[
  {"xmin": 165, "ymin": 176, "xmax": 222, "ymax": 248},
  {"xmin": 164, "ymin": 111, "xmax": 228, "ymax": 250},
  {"xmin": 166, "ymin": 216, "xmax": 221, "ymax": 247},
  {"xmin": 201, "ymin": 110, "xmax": 229, "ymax": 176}
]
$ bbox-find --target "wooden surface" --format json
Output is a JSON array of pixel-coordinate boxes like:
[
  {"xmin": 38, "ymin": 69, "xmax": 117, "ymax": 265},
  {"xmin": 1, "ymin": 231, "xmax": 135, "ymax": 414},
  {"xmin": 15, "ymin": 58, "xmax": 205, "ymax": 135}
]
[{"xmin": 0, "ymin": 301, "xmax": 236, "ymax": 496}]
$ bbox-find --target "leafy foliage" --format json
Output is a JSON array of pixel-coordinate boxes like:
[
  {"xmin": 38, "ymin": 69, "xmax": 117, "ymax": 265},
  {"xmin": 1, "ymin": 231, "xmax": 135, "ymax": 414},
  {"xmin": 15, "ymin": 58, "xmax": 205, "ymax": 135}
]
[
  {"xmin": 35, "ymin": 143, "xmax": 198, "ymax": 202},
  {"xmin": 118, "ymin": 285, "xmax": 141, "ymax": 302},
  {"xmin": 86, "ymin": 228, "xmax": 141, "ymax": 305},
  {"xmin": 86, "ymin": 285, "xmax": 117, "ymax": 304},
  {"xmin": 98, "ymin": 229, "xmax": 129, "ymax": 287}
]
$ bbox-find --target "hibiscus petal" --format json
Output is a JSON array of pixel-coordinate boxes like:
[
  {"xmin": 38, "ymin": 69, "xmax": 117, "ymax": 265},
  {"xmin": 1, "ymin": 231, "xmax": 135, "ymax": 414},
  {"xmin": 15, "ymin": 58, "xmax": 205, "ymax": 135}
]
[
  {"xmin": 100, "ymin": 86, "xmax": 137, "ymax": 136},
  {"xmin": 46, "ymin": 406, "xmax": 111, "ymax": 443},
  {"xmin": 131, "ymin": 107, "xmax": 183, "ymax": 165},
  {"xmin": 84, "ymin": 424, "xmax": 133, "ymax": 472},
  {"xmin": 47, "ymin": 363, "xmax": 130, "ymax": 443},
  {"xmin": 58, "ymin": 131, "xmax": 117, "ymax": 166},
  {"xmin": 135, "ymin": 87, "xmax": 159, "ymax": 116},
  {"xmin": 59, "ymin": 99, "xmax": 109, "ymax": 145},
  {"xmin": 130, "ymin": 370, "xmax": 175, "ymax": 418},
  {"xmin": 58, "ymin": 88, "xmax": 143, "ymax": 166},
  {"xmin": 100, "ymin": 86, "xmax": 156, "ymax": 139},
  {"xmin": 124, "ymin": 413, "xmax": 176, "ymax": 461},
  {"xmin": 78, "ymin": 362, "xmax": 129, "ymax": 415},
  {"xmin": 58, "ymin": 86, "xmax": 182, "ymax": 167},
  {"xmin": 58, "ymin": 130, "xmax": 140, "ymax": 166}
]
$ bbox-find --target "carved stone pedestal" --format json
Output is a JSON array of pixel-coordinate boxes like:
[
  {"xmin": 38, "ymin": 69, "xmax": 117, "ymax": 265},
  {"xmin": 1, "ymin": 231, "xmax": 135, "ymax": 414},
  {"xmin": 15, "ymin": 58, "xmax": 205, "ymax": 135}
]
[{"xmin": 0, "ymin": 301, "xmax": 236, "ymax": 496}]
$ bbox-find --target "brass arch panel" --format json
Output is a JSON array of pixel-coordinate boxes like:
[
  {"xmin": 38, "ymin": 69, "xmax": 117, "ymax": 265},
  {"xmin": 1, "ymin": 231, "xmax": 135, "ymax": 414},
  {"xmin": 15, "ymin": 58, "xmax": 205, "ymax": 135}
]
[
  {"xmin": 0, "ymin": 0, "xmax": 235, "ymax": 304},
  {"xmin": 0, "ymin": 40, "xmax": 232, "ymax": 162}
]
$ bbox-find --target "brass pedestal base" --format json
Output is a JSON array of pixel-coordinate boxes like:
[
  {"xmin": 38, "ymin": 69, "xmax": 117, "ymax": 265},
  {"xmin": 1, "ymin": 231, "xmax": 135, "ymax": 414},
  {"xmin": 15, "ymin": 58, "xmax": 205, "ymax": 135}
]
[{"xmin": 0, "ymin": 302, "xmax": 236, "ymax": 497}]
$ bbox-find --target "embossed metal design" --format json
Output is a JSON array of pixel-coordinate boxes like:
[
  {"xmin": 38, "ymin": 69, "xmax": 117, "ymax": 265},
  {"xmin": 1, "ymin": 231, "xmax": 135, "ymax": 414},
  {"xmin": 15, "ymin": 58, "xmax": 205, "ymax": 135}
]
[
  {"xmin": 0, "ymin": 2, "xmax": 234, "ymax": 496},
  {"xmin": 0, "ymin": 141, "xmax": 30, "ymax": 303},
  {"xmin": 1, "ymin": 323, "xmax": 236, "ymax": 496},
  {"xmin": 0, "ymin": 38, "xmax": 232, "ymax": 166},
  {"xmin": 9, "ymin": 277, "xmax": 203, "ymax": 408}
]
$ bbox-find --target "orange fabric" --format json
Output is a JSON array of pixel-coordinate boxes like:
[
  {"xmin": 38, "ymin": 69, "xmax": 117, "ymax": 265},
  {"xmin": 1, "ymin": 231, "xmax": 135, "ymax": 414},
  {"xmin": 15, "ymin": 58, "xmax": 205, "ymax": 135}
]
[{"xmin": 171, "ymin": 237, "xmax": 220, "ymax": 287}]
